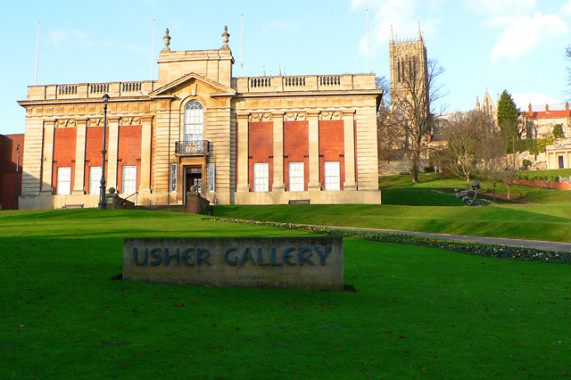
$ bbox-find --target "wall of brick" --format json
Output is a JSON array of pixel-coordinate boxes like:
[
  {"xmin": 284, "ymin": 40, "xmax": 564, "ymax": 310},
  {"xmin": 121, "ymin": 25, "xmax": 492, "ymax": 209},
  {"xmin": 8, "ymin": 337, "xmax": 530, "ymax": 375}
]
[
  {"xmin": 511, "ymin": 179, "xmax": 571, "ymax": 191},
  {"xmin": 117, "ymin": 125, "xmax": 142, "ymax": 194},
  {"xmin": 283, "ymin": 121, "xmax": 309, "ymax": 190},
  {"xmin": 319, "ymin": 120, "xmax": 345, "ymax": 189},
  {"xmin": 248, "ymin": 122, "xmax": 273, "ymax": 191},
  {"xmin": 0, "ymin": 134, "xmax": 25, "ymax": 209},
  {"xmin": 84, "ymin": 127, "xmax": 109, "ymax": 194},
  {"xmin": 52, "ymin": 128, "xmax": 77, "ymax": 194}
]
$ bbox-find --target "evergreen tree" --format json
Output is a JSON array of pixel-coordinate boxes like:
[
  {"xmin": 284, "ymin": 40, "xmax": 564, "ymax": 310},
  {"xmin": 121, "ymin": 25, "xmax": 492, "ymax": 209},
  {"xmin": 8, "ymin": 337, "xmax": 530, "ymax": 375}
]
[{"xmin": 497, "ymin": 90, "xmax": 520, "ymax": 139}]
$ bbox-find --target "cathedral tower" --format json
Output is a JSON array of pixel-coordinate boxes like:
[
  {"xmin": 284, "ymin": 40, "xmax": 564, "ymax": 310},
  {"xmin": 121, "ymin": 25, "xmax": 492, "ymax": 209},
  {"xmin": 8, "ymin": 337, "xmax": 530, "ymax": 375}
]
[{"xmin": 388, "ymin": 24, "xmax": 428, "ymax": 104}]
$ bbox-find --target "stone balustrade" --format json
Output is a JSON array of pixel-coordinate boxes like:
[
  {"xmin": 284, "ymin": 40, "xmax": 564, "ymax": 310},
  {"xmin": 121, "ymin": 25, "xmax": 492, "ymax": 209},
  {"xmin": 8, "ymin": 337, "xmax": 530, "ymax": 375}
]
[
  {"xmin": 27, "ymin": 73, "xmax": 377, "ymax": 101},
  {"xmin": 27, "ymin": 81, "xmax": 157, "ymax": 101},
  {"xmin": 234, "ymin": 73, "xmax": 376, "ymax": 93}
]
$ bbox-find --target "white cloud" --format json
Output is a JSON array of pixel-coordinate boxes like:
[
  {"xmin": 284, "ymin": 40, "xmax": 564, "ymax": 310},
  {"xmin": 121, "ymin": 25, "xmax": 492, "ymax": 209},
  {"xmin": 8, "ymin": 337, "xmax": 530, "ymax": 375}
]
[
  {"xmin": 263, "ymin": 20, "xmax": 297, "ymax": 32},
  {"xmin": 490, "ymin": 13, "xmax": 568, "ymax": 62},
  {"xmin": 464, "ymin": 0, "xmax": 537, "ymax": 18},
  {"xmin": 562, "ymin": 0, "xmax": 571, "ymax": 15},
  {"xmin": 512, "ymin": 92, "xmax": 562, "ymax": 110},
  {"xmin": 47, "ymin": 28, "xmax": 89, "ymax": 47},
  {"xmin": 350, "ymin": 0, "xmax": 440, "ymax": 55},
  {"xmin": 464, "ymin": 0, "xmax": 569, "ymax": 63}
]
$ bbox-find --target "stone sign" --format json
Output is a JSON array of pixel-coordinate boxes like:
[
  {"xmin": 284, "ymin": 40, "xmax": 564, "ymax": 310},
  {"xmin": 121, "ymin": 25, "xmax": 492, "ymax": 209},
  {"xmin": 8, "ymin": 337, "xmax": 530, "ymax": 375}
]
[{"xmin": 123, "ymin": 237, "xmax": 343, "ymax": 290}]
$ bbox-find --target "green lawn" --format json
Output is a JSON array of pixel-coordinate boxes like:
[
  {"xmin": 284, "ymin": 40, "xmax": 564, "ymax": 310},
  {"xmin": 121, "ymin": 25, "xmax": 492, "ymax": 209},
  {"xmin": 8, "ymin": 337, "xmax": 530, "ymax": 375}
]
[{"xmin": 0, "ymin": 209, "xmax": 569, "ymax": 379}]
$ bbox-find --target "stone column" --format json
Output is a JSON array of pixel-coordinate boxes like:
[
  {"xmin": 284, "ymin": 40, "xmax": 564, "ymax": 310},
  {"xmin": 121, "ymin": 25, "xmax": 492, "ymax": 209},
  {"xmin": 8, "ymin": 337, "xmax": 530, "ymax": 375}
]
[
  {"xmin": 307, "ymin": 112, "xmax": 321, "ymax": 191},
  {"xmin": 236, "ymin": 113, "xmax": 250, "ymax": 192},
  {"xmin": 272, "ymin": 112, "xmax": 284, "ymax": 191},
  {"xmin": 139, "ymin": 116, "xmax": 153, "ymax": 194},
  {"xmin": 106, "ymin": 118, "xmax": 120, "ymax": 191},
  {"xmin": 41, "ymin": 120, "xmax": 56, "ymax": 194},
  {"xmin": 72, "ymin": 119, "xmax": 87, "ymax": 194},
  {"xmin": 343, "ymin": 111, "xmax": 356, "ymax": 190}
]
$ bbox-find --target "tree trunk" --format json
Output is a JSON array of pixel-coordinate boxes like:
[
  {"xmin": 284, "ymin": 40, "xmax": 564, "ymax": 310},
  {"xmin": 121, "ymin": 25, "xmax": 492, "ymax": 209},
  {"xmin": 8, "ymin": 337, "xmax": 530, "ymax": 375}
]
[
  {"xmin": 411, "ymin": 154, "xmax": 419, "ymax": 184},
  {"xmin": 506, "ymin": 182, "xmax": 511, "ymax": 200},
  {"xmin": 493, "ymin": 181, "xmax": 496, "ymax": 202}
]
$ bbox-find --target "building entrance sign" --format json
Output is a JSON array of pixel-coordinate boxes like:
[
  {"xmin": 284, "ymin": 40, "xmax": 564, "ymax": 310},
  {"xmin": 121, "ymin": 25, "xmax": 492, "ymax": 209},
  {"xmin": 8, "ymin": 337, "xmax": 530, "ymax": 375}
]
[{"xmin": 124, "ymin": 237, "xmax": 343, "ymax": 290}]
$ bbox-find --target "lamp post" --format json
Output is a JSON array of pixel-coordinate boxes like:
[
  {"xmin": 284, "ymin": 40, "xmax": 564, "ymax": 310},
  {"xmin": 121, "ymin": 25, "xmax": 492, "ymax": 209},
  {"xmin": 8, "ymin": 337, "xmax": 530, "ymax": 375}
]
[
  {"xmin": 98, "ymin": 94, "xmax": 110, "ymax": 209},
  {"xmin": 14, "ymin": 144, "xmax": 20, "ymax": 209}
]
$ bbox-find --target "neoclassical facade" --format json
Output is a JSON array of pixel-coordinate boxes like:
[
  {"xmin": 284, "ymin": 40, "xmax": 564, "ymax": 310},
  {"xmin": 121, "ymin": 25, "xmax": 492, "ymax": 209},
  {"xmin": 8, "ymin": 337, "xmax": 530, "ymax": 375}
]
[{"xmin": 17, "ymin": 28, "xmax": 383, "ymax": 209}]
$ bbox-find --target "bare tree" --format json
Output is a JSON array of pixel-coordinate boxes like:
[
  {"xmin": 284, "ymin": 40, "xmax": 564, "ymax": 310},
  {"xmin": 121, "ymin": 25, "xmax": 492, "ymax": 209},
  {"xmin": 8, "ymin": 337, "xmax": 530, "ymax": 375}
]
[
  {"xmin": 444, "ymin": 111, "xmax": 493, "ymax": 184},
  {"xmin": 376, "ymin": 76, "xmax": 407, "ymax": 161},
  {"xmin": 391, "ymin": 59, "xmax": 444, "ymax": 183}
]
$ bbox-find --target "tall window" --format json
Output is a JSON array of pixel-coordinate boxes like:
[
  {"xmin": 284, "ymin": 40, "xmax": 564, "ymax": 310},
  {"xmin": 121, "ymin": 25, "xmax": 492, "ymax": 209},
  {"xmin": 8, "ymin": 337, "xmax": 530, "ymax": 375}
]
[
  {"xmin": 89, "ymin": 166, "xmax": 102, "ymax": 195},
  {"xmin": 324, "ymin": 161, "xmax": 340, "ymax": 191},
  {"xmin": 289, "ymin": 162, "xmax": 304, "ymax": 191},
  {"xmin": 56, "ymin": 167, "xmax": 72, "ymax": 195},
  {"xmin": 122, "ymin": 166, "xmax": 137, "ymax": 194},
  {"xmin": 253, "ymin": 163, "xmax": 269, "ymax": 192},
  {"xmin": 184, "ymin": 100, "xmax": 204, "ymax": 143}
]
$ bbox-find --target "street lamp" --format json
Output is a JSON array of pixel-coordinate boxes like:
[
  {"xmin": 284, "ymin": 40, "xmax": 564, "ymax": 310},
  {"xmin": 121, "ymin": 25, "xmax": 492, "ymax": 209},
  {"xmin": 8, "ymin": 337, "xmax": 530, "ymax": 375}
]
[
  {"xmin": 98, "ymin": 93, "xmax": 110, "ymax": 209},
  {"xmin": 14, "ymin": 144, "xmax": 20, "ymax": 209}
]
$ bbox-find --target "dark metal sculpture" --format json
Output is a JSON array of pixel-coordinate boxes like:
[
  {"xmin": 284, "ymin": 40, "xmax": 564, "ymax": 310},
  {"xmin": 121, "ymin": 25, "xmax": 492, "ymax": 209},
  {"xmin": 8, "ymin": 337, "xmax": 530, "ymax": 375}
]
[{"xmin": 455, "ymin": 182, "xmax": 482, "ymax": 206}]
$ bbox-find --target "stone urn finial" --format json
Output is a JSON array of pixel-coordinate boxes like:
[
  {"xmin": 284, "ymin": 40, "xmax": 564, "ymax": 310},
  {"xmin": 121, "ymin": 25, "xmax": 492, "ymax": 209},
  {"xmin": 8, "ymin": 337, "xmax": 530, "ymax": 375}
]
[
  {"xmin": 162, "ymin": 28, "xmax": 171, "ymax": 52},
  {"xmin": 222, "ymin": 26, "xmax": 230, "ymax": 46}
]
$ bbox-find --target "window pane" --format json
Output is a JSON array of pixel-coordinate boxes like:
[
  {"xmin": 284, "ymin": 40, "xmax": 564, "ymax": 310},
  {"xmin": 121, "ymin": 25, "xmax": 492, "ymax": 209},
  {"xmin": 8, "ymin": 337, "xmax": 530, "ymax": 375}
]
[
  {"xmin": 253, "ymin": 163, "xmax": 269, "ymax": 192},
  {"xmin": 184, "ymin": 100, "xmax": 204, "ymax": 142},
  {"xmin": 56, "ymin": 167, "xmax": 72, "ymax": 195},
  {"xmin": 122, "ymin": 166, "xmax": 137, "ymax": 194},
  {"xmin": 324, "ymin": 161, "xmax": 340, "ymax": 191},
  {"xmin": 289, "ymin": 162, "xmax": 304, "ymax": 192},
  {"xmin": 89, "ymin": 166, "xmax": 102, "ymax": 195}
]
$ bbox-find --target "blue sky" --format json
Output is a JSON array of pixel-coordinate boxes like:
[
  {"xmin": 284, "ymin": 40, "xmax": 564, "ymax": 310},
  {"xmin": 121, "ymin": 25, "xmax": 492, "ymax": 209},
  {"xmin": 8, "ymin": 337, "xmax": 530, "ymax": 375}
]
[{"xmin": 1, "ymin": 0, "xmax": 570, "ymax": 135}]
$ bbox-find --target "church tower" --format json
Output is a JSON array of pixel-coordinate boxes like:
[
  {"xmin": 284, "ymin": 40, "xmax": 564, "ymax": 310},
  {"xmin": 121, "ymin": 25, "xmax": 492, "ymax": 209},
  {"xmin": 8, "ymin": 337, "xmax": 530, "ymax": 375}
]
[{"xmin": 388, "ymin": 24, "xmax": 428, "ymax": 104}]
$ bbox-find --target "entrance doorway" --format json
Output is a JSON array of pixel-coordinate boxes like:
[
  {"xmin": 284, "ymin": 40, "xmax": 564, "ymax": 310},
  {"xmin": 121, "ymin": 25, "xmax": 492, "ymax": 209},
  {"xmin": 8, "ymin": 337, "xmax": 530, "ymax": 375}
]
[
  {"xmin": 558, "ymin": 156, "xmax": 564, "ymax": 169},
  {"xmin": 185, "ymin": 166, "xmax": 202, "ymax": 196}
]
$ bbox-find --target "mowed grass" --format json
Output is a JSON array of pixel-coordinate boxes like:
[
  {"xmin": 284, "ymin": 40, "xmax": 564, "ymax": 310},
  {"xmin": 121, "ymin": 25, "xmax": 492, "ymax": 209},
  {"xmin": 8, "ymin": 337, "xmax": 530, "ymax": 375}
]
[
  {"xmin": 214, "ymin": 174, "xmax": 571, "ymax": 242},
  {"xmin": 0, "ymin": 209, "xmax": 570, "ymax": 379}
]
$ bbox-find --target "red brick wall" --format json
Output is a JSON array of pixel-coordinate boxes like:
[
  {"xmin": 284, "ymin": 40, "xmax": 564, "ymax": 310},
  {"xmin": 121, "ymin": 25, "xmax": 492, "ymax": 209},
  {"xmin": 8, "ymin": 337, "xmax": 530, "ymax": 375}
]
[
  {"xmin": 52, "ymin": 128, "xmax": 77, "ymax": 194},
  {"xmin": 117, "ymin": 125, "xmax": 142, "ymax": 194},
  {"xmin": 284, "ymin": 121, "xmax": 309, "ymax": 191},
  {"xmin": 84, "ymin": 126, "xmax": 109, "ymax": 194},
  {"xmin": 319, "ymin": 120, "xmax": 345, "ymax": 189},
  {"xmin": 0, "ymin": 134, "xmax": 24, "ymax": 209},
  {"xmin": 248, "ymin": 122, "xmax": 273, "ymax": 191},
  {"xmin": 511, "ymin": 179, "xmax": 571, "ymax": 191}
]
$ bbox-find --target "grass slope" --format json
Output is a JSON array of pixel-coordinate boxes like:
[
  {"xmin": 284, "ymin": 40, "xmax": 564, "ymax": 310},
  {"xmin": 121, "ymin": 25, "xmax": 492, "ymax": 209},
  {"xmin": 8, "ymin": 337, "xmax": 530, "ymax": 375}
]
[
  {"xmin": 214, "ymin": 174, "xmax": 571, "ymax": 242},
  {"xmin": 0, "ymin": 209, "xmax": 569, "ymax": 379}
]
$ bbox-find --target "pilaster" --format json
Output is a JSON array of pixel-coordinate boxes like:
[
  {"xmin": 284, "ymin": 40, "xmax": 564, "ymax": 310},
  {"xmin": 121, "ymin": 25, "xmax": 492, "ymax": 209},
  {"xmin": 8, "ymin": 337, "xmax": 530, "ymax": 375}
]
[
  {"xmin": 236, "ymin": 113, "xmax": 250, "ymax": 192},
  {"xmin": 72, "ymin": 119, "xmax": 87, "ymax": 194},
  {"xmin": 343, "ymin": 111, "xmax": 356, "ymax": 190},
  {"xmin": 308, "ymin": 112, "xmax": 321, "ymax": 191},
  {"xmin": 107, "ymin": 118, "xmax": 120, "ymax": 190},
  {"xmin": 139, "ymin": 116, "xmax": 153, "ymax": 193},
  {"xmin": 272, "ymin": 112, "xmax": 284, "ymax": 191},
  {"xmin": 41, "ymin": 120, "xmax": 56, "ymax": 194}
]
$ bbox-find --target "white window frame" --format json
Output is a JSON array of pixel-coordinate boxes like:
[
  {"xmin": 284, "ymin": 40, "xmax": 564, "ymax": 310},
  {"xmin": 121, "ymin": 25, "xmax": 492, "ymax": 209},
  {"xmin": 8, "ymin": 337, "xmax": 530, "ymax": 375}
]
[
  {"xmin": 170, "ymin": 164, "xmax": 177, "ymax": 192},
  {"xmin": 289, "ymin": 162, "xmax": 304, "ymax": 192},
  {"xmin": 122, "ymin": 166, "xmax": 137, "ymax": 195},
  {"xmin": 208, "ymin": 163, "xmax": 215, "ymax": 192},
  {"xmin": 184, "ymin": 100, "xmax": 204, "ymax": 143},
  {"xmin": 56, "ymin": 167, "xmax": 72, "ymax": 195},
  {"xmin": 324, "ymin": 161, "xmax": 340, "ymax": 191},
  {"xmin": 89, "ymin": 166, "xmax": 102, "ymax": 195},
  {"xmin": 253, "ymin": 163, "xmax": 269, "ymax": 192}
]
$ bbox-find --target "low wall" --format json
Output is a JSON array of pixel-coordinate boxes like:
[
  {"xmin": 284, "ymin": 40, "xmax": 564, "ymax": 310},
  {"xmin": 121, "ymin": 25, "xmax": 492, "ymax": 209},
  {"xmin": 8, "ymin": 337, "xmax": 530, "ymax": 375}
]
[
  {"xmin": 124, "ymin": 237, "xmax": 344, "ymax": 290},
  {"xmin": 511, "ymin": 179, "xmax": 571, "ymax": 191}
]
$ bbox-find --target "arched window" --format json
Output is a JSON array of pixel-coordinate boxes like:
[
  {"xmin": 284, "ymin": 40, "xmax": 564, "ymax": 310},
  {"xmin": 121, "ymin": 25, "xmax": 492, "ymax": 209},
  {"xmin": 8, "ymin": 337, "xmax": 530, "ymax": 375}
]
[{"xmin": 184, "ymin": 100, "xmax": 204, "ymax": 142}]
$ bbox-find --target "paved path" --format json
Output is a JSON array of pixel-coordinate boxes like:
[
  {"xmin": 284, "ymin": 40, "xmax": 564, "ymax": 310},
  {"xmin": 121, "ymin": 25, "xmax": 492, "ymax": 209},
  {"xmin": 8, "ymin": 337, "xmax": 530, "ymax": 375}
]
[{"xmin": 301, "ymin": 224, "xmax": 571, "ymax": 253}]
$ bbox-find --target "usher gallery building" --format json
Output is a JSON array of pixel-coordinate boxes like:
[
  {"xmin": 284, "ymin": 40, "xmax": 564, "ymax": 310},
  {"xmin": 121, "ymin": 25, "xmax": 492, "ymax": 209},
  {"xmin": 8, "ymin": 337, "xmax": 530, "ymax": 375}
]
[{"xmin": 16, "ymin": 27, "xmax": 383, "ymax": 209}]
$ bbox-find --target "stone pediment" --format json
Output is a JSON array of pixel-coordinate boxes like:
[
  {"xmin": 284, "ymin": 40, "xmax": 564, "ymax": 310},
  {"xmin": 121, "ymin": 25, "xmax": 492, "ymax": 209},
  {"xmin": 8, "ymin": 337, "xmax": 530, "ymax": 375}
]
[{"xmin": 149, "ymin": 72, "xmax": 236, "ymax": 98}]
